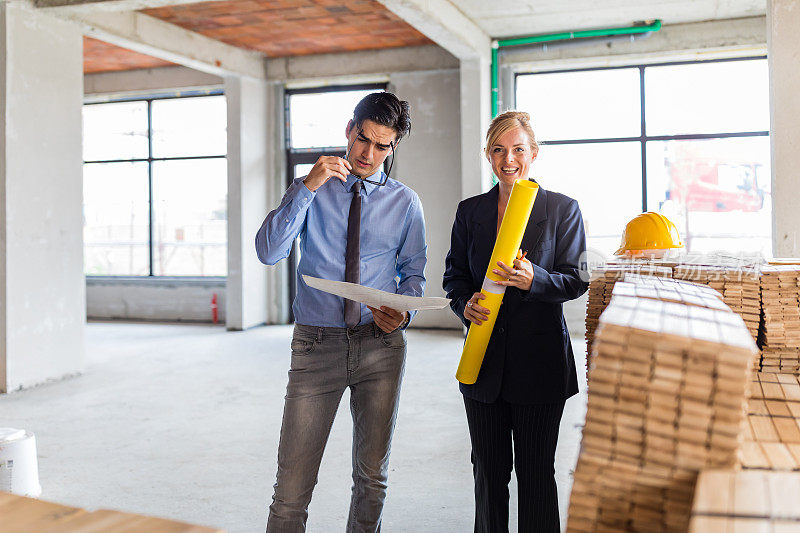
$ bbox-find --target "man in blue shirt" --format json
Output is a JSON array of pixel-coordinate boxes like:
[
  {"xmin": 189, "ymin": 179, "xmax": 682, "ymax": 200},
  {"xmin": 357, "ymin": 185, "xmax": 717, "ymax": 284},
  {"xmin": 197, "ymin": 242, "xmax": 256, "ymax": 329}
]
[{"xmin": 256, "ymin": 92, "xmax": 426, "ymax": 533}]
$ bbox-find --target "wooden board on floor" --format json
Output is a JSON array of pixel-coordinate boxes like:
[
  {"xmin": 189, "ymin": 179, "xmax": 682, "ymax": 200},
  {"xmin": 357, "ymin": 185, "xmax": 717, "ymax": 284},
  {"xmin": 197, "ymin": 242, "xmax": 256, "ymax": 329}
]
[{"xmin": 0, "ymin": 492, "xmax": 225, "ymax": 533}]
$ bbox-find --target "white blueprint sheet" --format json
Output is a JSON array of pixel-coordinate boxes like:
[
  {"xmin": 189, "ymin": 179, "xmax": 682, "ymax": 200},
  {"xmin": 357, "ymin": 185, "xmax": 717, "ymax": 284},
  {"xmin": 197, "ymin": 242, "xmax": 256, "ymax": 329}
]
[{"xmin": 303, "ymin": 275, "xmax": 451, "ymax": 313}]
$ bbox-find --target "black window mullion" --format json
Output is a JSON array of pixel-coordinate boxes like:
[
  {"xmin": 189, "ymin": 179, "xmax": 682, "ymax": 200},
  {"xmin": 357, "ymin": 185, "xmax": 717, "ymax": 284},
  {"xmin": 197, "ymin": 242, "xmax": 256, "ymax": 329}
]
[
  {"xmin": 147, "ymin": 99, "xmax": 155, "ymax": 277},
  {"xmin": 640, "ymin": 65, "xmax": 647, "ymax": 212},
  {"xmin": 84, "ymin": 154, "xmax": 226, "ymax": 165}
]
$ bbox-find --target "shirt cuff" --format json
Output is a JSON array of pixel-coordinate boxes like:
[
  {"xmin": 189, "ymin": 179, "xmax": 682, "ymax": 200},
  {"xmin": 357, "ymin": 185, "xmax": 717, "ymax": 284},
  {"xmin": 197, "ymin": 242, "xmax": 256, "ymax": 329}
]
[{"xmin": 288, "ymin": 181, "xmax": 316, "ymax": 219}]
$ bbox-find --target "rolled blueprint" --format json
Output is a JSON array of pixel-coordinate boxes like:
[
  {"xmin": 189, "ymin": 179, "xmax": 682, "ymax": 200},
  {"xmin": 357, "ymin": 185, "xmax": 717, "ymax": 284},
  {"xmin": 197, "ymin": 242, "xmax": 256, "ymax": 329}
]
[{"xmin": 456, "ymin": 179, "xmax": 539, "ymax": 384}]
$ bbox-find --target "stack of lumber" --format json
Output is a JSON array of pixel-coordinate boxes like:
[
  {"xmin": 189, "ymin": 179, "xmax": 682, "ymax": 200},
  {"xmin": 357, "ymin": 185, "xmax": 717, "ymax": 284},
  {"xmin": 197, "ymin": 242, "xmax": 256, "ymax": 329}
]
[
  {"xmin": 738, "ymin": 372, "xmax": 800, "ymax": 471},
  {"xmin": 568, "ymin": 285, "xmax": 757, "ymax": 532},
  {"xmin": 759, "ymin": 266, "xmax": 800, "ymax": 374},
  {"xmin": 688, "ymin": 469, "xmax": 800, "ymax": 532},
  {"xmin": 584, "ymin": 264, "xmax": 672, "ymax": 369},
  {"xmin": 0, "ymin": 491, "xmax": 225, "ymax": 532}
]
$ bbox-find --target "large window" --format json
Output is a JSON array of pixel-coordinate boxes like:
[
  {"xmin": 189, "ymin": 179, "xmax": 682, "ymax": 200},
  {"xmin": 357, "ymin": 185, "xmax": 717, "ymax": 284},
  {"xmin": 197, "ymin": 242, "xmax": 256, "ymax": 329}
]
[
  {"xmin": 516, "ymin": 57, "xmax": 770, "ymax": 257},
  {"xmin": 83, "ymin": 93, "xmax": 227, "ymax": 277}
]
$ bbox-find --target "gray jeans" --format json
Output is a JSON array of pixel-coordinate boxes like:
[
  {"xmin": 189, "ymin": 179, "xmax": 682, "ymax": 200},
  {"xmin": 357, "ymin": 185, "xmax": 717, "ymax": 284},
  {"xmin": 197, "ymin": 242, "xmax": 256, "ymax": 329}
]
[{"xmin": 267, "ymin": 322, "xmax": 407, "ymax": 533}]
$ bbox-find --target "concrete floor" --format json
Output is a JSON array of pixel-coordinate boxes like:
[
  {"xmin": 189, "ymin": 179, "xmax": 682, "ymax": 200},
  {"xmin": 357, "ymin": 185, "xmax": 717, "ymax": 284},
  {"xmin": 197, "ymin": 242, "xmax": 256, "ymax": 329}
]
[{"xmin": 1, "ymin": 322, "xmax": 587, "ymax": 533}]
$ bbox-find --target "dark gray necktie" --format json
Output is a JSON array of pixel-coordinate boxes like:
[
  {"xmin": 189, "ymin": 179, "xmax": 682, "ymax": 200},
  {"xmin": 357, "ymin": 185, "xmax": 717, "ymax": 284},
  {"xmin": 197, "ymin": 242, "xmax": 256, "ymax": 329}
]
[{"xmin": 344, "ymin": 180, "xmax": 362, "ymax": 328}]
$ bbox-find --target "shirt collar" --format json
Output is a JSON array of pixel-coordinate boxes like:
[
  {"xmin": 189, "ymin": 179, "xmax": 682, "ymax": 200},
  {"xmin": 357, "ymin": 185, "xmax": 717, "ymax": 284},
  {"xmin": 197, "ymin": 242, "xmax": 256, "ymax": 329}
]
[{"xmin": 344, "ymin": 171, "xmax": 381, "ymax": 196}]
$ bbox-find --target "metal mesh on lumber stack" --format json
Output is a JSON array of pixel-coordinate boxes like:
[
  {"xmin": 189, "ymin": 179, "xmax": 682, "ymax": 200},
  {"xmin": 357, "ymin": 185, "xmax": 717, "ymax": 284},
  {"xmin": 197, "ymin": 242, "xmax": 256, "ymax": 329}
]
[
  {"xmin": 616, "ymin": 274, "xmax": 728, "ymax": 311},
  {"xmin": 567, "ymin": 285, "xmax": 757, "ymax": 533},
  {"xmin": 673, "ymin": 263, "xmax": 761, "ymax": 344}
]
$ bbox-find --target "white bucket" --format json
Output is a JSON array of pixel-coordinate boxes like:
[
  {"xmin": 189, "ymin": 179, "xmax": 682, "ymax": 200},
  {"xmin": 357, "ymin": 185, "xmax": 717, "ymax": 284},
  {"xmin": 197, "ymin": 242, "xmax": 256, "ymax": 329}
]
[{"xmin": 0, "ymin": 428, "xmax": 42, "ymax": 497}]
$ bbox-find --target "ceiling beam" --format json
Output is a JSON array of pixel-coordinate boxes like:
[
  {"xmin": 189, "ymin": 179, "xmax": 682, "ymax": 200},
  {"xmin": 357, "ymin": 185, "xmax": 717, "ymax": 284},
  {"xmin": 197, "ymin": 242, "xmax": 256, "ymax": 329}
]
[
  {"xmin": 266, "ymin": 44, "xmax": 458, "ymax": 83},
  {"xmin": 66, "ymin": 11, "xmax": 267, "ymax": 79},
  {"xmin": 35, "ymin": 0, "xmax": 228, "ymax": 13},
  {"xmin": 376, "ymin": 0, "xmax": 490, "ymax": 61}
]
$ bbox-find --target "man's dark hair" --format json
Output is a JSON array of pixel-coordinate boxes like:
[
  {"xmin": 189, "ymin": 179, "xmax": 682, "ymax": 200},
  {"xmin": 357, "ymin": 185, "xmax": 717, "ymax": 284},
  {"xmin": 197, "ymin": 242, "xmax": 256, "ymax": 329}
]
[{"xmin": 352, "ymin": 92, "xmax": 411, "ymax": 143}]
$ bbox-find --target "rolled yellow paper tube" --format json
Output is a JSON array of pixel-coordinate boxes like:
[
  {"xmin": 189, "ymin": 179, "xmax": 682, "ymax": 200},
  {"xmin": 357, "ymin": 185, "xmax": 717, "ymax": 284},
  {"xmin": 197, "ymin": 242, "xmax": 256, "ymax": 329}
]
[{"xmin": 456, "ymin": 179, "xmax": 539, "ymax": 384}]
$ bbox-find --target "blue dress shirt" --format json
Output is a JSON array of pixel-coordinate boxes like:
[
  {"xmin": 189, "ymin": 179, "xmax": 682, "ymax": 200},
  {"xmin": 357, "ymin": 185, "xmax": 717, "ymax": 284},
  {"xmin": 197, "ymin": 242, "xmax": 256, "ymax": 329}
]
[{"xmin": 255, "ymin": 170, "xmax": 427, "ymax": 328}]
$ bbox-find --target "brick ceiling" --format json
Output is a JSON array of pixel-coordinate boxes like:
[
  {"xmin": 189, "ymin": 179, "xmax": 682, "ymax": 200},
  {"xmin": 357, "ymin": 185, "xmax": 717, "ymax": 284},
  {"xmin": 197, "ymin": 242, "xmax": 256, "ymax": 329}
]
[
  {"xmin": 84, "ymin": 37, "xmax": 175, "ymax": 74},
  {"xmin": 143, "ymin": 0, "xmax": 432, "ymax": 57},
  {"xmin": 84, "ymin": 0, "xmax": 433, "ymax": 73}
]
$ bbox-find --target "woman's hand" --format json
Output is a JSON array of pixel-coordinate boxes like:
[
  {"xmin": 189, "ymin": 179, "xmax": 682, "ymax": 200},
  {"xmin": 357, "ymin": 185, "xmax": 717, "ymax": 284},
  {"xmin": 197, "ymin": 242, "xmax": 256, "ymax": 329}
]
[
  {"xmin": 464, "ymin": 292, "xmax": 490, "ymax": 325},
  {"xmin": 493, "ymin": 249, "xmax": 533, "ymax": 291}
]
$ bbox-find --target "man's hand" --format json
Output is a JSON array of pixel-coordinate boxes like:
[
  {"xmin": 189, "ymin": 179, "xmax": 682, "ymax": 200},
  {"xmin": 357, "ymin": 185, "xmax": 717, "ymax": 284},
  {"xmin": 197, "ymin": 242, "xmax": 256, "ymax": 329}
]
[
  {"xmin": 303, "ymin": 156, "xmax": 352, "ymax": 192},
  {"xmin": 368, "ymin": 306, "xmax": 407, "ymax": 333}
]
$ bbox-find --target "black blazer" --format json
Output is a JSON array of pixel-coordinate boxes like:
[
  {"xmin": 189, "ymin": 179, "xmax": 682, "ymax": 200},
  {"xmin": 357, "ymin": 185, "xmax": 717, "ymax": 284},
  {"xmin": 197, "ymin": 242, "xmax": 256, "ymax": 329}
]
[{"xmin": 443, "ymin": 182, "xmax": 588, "ymax": 404}]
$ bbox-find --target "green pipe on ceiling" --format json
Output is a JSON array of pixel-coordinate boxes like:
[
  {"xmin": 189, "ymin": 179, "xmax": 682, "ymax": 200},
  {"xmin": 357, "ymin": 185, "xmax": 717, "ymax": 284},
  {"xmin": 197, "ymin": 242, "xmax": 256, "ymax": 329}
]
[{"xmin": 491, "ymin": 19, "xmax": 663, "ymax": 117}]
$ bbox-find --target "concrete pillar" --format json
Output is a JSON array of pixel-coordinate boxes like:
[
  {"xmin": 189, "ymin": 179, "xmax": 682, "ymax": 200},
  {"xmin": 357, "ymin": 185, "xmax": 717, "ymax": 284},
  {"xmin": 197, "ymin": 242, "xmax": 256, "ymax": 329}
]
[
  {"xmin": 225, "ymin": 77, "xmax": 288, "ymax": 329},
  {"xmin": 390, "ymin": 69, "xmax": 462, "ymax": 328},
  {"xmin": 768, "ymin": 0, "xmax": 800, "ymax": 257},
  {"xmin": 0, "ymin": 5, "xmax": 84, "ymax": 392},
  {"xmin": 459, "ymin": 57, "xmax": 492, "ymax": 199}
]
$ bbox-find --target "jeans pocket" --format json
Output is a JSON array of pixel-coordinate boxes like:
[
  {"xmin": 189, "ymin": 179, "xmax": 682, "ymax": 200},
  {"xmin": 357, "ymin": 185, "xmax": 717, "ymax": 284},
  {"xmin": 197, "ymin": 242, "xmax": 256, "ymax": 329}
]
[
  {"xmin": 380, "ymin": 330, "xmax": 406, "ymax": 349},
  {"xmin": 291, "ymin": 331, "xmax": 317, "ymax": 355}
]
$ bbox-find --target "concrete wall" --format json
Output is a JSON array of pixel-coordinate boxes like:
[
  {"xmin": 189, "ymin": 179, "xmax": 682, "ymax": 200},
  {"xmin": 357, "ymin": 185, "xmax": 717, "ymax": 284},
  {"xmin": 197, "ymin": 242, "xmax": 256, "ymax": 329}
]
[
  {"xmin": 0, "ymin": 5, "xmax": 84, "ymax": 392},
  {"xmin": 499, "ymin": 17, "xmax": 767, "ymax": 71},
  {"xmin": 768, "ymin": 0, "xmax": 800, "ymax": 257},
  {"xmin": 84, "ymin": 65, "xmax": 222, "ymax": 97},
  {"xmin": 86, "ymin": 278, "xmax": 225, "ymax": 323},
  {"xmin": 391, "ymin": 68, "xmax": 463, "ymax": 329}
]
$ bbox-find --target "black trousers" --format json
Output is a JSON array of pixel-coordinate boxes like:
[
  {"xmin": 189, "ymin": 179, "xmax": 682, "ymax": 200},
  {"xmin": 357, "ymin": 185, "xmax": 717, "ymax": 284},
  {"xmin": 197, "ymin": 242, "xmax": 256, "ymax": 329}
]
[{"xmin": 463, "ymin": 395, "xmax": 566, "ymax": 533}]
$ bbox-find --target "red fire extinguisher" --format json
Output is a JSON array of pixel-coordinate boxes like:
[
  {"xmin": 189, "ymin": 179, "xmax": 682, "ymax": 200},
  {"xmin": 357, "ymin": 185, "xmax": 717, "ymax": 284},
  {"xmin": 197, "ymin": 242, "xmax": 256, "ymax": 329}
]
[{"xmin": 211, "ymin": 293, "xmax": 219, "ymax": 324}]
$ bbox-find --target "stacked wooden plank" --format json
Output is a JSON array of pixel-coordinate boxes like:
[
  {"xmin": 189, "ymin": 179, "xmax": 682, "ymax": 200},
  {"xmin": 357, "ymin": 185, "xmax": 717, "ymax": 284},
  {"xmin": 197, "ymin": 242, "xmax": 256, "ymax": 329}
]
[
  {"xmin": 0, "ymin": 491, "xmax": 225, "ymax": 532},
  {"xmin": 585, "ymin": 264, "xmax": 672, "ymax": 369},
  {"xmin": 738, "ymin": 372, "xmax": 800, "ymax": 471},
  {"xmin": 568, "ymin": 287, "xmax": 757, "ymax": 533},
  {"xmin": 689, "ymin": 469, "xmax": 800, "ymax": 532},
  {"xmin": 759, "ymin": 266, "xmax": 800, "ymax": 374}
]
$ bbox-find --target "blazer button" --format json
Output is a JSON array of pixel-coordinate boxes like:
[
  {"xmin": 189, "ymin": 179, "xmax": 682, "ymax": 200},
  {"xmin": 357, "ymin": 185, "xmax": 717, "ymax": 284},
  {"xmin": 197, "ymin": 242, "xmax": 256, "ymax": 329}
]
[{"xmin": 498, "ymin": 328, "xmax": 504, "ymax": 334}]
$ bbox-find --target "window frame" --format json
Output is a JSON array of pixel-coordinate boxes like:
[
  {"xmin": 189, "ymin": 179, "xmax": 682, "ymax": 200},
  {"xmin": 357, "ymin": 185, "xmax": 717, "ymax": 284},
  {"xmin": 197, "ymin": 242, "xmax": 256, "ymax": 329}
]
[
  {"xmin": 83, "ymin": 90, "xmax": 227, "ymax": 279},
  {"xmin": 514, "ymin": 55, "xmax": 770, "ymax": 213}
]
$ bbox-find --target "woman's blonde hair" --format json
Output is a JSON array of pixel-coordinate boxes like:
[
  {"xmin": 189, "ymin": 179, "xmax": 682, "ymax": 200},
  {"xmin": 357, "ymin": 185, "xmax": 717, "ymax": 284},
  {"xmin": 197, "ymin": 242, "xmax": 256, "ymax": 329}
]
[{"xmin": 484, "ymin": 111, "xmax": 539, "ymax": 159}]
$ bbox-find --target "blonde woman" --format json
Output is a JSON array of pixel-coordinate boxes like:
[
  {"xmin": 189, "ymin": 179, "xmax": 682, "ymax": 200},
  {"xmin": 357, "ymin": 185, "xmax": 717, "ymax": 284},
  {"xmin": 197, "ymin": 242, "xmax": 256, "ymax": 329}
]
[{"xmin": 443, "ymin": 111, "xmax": 588, "ymax": 532}]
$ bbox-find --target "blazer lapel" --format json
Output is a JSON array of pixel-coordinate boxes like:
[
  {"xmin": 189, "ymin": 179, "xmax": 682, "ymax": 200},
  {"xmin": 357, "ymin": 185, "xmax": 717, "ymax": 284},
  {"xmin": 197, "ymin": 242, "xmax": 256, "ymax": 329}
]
[
  {"xmin": 472, "ymin": 186, "xmax": 499, "ymax": 278},
  {"xmin": 520, "ymin": 183, "xmax": 548, "ymax": 256}
]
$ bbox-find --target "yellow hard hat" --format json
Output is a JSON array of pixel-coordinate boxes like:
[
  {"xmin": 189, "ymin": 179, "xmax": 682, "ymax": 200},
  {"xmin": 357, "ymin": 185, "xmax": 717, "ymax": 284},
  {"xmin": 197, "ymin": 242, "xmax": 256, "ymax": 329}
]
[{"xmin": 614, "ymin": 212, "xmax": 684, "ymax": 256}]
